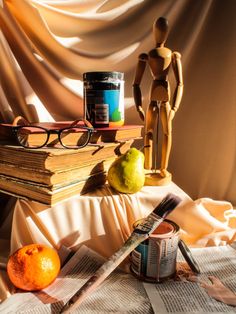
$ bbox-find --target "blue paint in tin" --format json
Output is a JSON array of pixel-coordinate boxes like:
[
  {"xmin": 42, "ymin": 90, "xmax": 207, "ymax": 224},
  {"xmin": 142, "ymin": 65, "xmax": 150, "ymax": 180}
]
[
  {"xmin": 83, "ymin": 72, "xmax": 124, "ymax": 128},
  {"xmin": 132, "ymin": 241, "xmax": 149, "ymax": 275}
]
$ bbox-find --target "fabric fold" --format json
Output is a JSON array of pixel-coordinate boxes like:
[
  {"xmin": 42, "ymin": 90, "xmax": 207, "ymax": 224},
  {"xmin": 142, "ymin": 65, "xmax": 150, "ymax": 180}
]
[
  {"xmin": 0, "ymin": 33, "xmax": 38, "ymax": 122},
  {"xmin": 6, "ymin": 183, "xmax": 236, "ymax": 257},
  {"xmin": 33, "ymin": 0, "xmax": 108, "ymax": 14},
  {"xmin": 169, "ymin": 198, "xmax": 236, "ymax": 246},
  {"xmin": 0, "ymin": 5, "xmax": 84, "ymax": 120},
  {"xmin": 31, "ymin": 0, "xmax": 145, "ymax": 37},
  {"xmin": 3, "ymin": 0, "xmax": 144, "ymax": 77}
]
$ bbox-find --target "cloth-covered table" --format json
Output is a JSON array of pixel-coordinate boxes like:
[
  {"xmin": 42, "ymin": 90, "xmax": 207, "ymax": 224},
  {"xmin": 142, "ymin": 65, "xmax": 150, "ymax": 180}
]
[
  {"xmin": 10, "ymin": 182, "xmax": 187, "ymax": 256},
  {"xmin": 1, "ymin": 181, "xmax": 236, "ymax": 305},
  {"xmin": 9, "ymin": 182, "xmax": 236, "ymax": 257}
]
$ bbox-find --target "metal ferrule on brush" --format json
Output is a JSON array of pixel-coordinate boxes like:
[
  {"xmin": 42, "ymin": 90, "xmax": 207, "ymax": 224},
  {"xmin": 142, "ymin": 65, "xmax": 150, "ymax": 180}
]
[{"xmin": 133, "ymin": 193, "xmax": 182, "ymax": 236}]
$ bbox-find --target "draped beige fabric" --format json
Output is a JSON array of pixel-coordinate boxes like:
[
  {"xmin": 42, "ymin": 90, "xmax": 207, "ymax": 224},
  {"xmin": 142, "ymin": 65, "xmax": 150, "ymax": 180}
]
[
  {"xmin": 9, "ymin": 184, "xmax": 236, "ymax": 256},
  {"xmin": 0, "ymin": 0, "xmax": 236, "ymax": 204}
]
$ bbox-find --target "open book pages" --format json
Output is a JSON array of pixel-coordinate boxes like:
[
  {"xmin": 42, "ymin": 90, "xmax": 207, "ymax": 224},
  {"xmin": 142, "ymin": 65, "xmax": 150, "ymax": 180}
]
[{"xmin": 0, "ymin": 244, "xmax": 235, "ymax": 313}]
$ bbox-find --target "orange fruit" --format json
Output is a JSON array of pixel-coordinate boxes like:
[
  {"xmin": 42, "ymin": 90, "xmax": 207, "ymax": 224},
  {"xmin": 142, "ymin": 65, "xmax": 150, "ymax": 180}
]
[{"xmin": 7, "ymin": 244, "xmax": 61, "ymax": 291}]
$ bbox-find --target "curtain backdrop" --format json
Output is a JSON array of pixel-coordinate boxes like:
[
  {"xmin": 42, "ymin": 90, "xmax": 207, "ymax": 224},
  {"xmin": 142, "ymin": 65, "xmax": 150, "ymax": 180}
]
[{"xmin": 0, "ymin": 0, "xmax": 235, "ymax": 204}]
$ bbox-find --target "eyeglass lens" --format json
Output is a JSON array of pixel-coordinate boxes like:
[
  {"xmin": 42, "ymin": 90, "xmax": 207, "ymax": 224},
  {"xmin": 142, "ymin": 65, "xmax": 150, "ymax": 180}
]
[
  {"xmin": 17, "ymin": 127, "xmax": 48, "ymax": 148},
  {"xmin": 60, "ymin": 128, "xmax": 90, "ymax": 148}
]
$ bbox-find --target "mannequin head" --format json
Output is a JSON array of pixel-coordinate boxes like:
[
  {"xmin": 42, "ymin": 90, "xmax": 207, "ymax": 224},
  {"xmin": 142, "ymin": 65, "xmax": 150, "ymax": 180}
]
[{"xmin": 153, "ymin": 17, "xmax": 169, "ymax": 47}]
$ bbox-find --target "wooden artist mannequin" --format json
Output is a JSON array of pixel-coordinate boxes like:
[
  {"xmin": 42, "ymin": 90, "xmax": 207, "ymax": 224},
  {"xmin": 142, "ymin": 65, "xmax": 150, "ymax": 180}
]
[{"xmin": 133, "ymin": 17, "xmax": 183, "ymax": 185}]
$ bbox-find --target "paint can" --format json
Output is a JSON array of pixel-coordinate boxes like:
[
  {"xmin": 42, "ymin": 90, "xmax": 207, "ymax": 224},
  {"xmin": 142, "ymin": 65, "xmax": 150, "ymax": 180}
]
[
  {"xmin": 130, "ymin": 219, "xmax": 179, "ymax": 282},
  {"xmin": 83, "ymin": 71, "xmax": 124, "ymax": 128}
]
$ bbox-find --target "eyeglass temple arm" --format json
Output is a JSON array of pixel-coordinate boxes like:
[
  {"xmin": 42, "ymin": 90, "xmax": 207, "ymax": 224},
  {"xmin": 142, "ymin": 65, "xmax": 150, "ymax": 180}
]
[
  {"xmin": 12, "ymin": 116, "xmax": 30, "ymax": 126},
  {"xmin": 70, "ymin": 118, "xmax": 93, "ymax": 128},
  {"xmin": 13, "ymin": 116, "xmax": 94, "ymax": 129}
]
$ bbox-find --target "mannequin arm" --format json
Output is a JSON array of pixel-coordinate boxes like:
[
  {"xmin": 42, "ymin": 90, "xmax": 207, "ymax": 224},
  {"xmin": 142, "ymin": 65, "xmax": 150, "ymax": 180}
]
[
  {"xmin": 171, "ymin": 52, "xmax": 183, "ymax": 112},
  {"xmin": 132, "ymin": 53, "xmax": 148, "ymax": 121}
]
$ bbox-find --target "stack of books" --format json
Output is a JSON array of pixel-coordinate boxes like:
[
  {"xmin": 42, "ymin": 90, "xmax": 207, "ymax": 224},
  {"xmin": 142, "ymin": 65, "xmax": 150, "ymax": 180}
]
[{"xmin": 0, "ymin": 124, "xmax": 143, "ymax": 205}]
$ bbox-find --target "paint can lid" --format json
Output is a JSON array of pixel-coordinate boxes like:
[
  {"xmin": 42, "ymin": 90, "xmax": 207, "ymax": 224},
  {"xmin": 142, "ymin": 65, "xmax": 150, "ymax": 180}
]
[
  {"xmin": 83, "ymin": 71, "xmax": 124, "ymax": 81},
  {"xmin": 178, "ymin": 239, "xmax": 201, "ymax": 274}
]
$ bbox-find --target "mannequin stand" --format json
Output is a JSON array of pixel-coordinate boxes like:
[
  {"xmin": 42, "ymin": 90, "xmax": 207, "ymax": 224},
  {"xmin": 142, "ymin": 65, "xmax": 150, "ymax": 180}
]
[{"xmin": 145, "ymin": 170, "xmax": 172, "ymax": 186}]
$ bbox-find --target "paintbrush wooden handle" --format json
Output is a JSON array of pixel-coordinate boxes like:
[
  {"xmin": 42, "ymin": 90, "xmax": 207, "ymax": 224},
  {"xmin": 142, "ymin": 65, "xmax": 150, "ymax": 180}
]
[
  {"xmin": 60, "ymin": 232, "xmax": 147, "ymax": 313},
  {"xmin": 60, "ymin": 193, "xmax": 181, "ymax": 313}
]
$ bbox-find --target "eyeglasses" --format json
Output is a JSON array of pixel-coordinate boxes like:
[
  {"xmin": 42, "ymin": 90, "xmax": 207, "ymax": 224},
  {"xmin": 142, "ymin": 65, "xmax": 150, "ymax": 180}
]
[{"xmin": 12, "ymin": 119, "xmax": 95, "ymax": 149}]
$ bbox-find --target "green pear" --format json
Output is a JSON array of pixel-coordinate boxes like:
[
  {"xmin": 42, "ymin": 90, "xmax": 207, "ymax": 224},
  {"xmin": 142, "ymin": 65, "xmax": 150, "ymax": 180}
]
[{"xmin": 107, "ymin": 147, "xmax": 145, "ymax": 193}]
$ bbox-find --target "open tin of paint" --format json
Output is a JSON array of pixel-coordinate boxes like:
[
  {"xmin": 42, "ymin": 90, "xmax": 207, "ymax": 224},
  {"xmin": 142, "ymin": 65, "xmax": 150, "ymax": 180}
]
[
  {"xmin": 131, "ymin": 219, "xmax": 179, "ymax": 282},
  {"xmin": 131, "ymin": 218, "xmax": 200, "ymax": 282}
]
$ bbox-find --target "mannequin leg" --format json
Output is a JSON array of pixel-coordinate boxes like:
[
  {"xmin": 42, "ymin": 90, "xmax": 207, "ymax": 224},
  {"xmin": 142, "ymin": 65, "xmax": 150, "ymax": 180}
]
[
  {"xmin": 144, "ymin": 101, "xmax": 158, "ymax": 170},
  {"xmin": 160, "ymin": 102, "xmax": 172, "ymax": 177}
]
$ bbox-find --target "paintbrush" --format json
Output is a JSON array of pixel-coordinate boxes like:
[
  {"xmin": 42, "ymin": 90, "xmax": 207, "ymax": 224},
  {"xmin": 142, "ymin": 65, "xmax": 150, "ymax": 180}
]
[{"xmin": 60, "ymin": 193, "xmax": 182, "ymax": 313}]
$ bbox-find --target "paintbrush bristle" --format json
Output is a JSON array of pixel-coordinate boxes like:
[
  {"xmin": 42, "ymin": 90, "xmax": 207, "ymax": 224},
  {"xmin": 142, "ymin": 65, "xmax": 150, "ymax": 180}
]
[{"xmin": 153, "ymin": 193, "xmax": 182, "ymax": 218}]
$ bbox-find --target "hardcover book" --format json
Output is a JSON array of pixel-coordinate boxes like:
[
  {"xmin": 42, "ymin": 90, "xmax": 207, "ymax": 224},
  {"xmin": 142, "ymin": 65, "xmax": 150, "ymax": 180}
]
[
  {"xmin": 0, "ymin": 122, "xmax": 143, "ymax": 145},
  {"xmin": 0, "ymin": 140, "xmax": 134, "ymax": 172},
  {"xmin": 0, "ymin": 121, "xmax": 141, "ymax": 205},
  {"xmin": 0, "ymin": 158, "xmax": 116, "ymax": 186},
  {"xmin": 0, "ymin": 172, "xmax": 107, "ymax": 205},
  {"xmin": 0, "ymin": 140, "xmax": 134, "ymax": 205}
]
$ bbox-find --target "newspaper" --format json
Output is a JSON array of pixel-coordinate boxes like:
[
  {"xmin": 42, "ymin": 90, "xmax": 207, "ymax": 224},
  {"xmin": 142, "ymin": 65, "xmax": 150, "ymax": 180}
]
[
  {"xmin": 0, "ymin": 245, "xmax": 152, "ymax": 314},
  {"xmin": 144, "ymin": 243, "xmax": 236, "ymax": 314},
  {"xmin": 0, "ymin": 244, "xmax": 236, "ymax": 314}
]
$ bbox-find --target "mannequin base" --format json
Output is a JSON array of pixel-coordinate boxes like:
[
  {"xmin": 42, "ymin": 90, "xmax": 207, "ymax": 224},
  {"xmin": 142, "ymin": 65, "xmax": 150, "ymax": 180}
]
[{"xmin": 144, "ymin": 170, "xmax": 172, "ymax": 186}]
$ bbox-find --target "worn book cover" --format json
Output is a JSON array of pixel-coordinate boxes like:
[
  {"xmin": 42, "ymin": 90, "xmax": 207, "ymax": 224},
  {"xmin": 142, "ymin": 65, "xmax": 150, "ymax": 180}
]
[
  {"xmin": 0, "ymin": 157, "xmax": 116, "ymax": 186},
  {"xmin": 0, "ymin": 172, "xmax": 107, "ymax": 205},
  {"xmin": 0, "ymin": 140, "xmax": 134, "ymax": 172}
]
